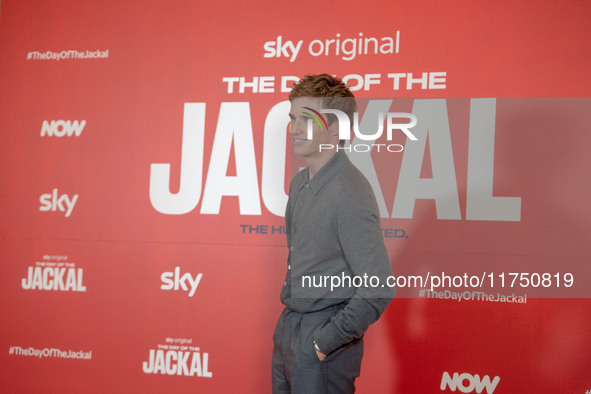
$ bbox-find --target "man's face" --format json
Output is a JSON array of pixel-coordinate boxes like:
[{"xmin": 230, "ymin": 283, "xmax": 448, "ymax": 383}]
[{"xmin": 288, "ymin": 97, "xmax": 339, "ymax": 159}]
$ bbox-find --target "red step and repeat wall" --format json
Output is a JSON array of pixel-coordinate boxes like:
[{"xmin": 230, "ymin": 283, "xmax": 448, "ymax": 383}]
[{"xmin": 1, "ymin": 1, "xmax": 590, "ymax": 393}]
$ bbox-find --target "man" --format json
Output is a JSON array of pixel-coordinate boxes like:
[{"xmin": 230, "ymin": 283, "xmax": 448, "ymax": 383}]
[{"xmin": 272, "ymin": 74, "xmax": 395, "ymax": 393}]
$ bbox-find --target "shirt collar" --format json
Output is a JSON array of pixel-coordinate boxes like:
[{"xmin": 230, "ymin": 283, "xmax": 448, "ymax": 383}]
[{"xmin": 301, "ymin": 151, "xmax": 347, "ymax": 195}]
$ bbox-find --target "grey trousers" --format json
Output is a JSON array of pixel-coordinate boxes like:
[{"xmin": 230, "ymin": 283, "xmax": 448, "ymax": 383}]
[{"xmin": 272, "ymin": 306, "xmax": 364, "ymax": 394}]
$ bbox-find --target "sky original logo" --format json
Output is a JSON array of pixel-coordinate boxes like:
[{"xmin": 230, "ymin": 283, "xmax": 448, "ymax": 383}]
[{"xmin": 440, "ymin": 371, "xmax": 500, "ymax": 394}]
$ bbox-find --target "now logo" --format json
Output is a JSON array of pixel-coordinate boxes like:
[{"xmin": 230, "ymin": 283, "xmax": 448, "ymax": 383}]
[
  {"xmin": 40, "ymin": 120, "xmax": 86, "ymax": 137},
  {"xmin": 440, "ymin": 371, "xmax": 500, "ymax": 394}
]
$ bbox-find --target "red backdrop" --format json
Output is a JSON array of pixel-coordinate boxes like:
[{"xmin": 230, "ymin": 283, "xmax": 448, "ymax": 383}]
[{"xmin": 1, "ymin": 1, "xmax": 590, "ymax": 393}]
